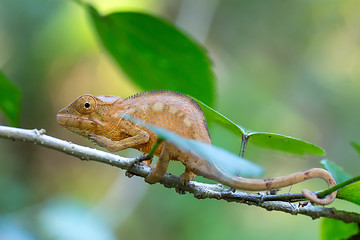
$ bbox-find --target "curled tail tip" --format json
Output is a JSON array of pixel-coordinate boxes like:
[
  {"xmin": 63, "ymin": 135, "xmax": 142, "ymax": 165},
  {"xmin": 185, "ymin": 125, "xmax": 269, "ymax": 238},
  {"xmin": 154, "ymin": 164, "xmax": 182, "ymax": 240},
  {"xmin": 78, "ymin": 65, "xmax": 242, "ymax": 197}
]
[
  {"xmin": 302, "ymin": 189, "xmax": 337, "ymax": 205},
  {"xmin": 300, "ymin": 168, "xmax": 337, "ymax": 205}
]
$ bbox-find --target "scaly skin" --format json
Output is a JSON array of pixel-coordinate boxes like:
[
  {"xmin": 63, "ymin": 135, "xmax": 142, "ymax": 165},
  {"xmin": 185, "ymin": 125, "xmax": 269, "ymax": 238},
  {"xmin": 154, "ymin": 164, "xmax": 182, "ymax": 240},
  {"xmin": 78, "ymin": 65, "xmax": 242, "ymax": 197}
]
[{"xmin": 56, "ymin": 90, "xmax": 336, "ymax": 205}]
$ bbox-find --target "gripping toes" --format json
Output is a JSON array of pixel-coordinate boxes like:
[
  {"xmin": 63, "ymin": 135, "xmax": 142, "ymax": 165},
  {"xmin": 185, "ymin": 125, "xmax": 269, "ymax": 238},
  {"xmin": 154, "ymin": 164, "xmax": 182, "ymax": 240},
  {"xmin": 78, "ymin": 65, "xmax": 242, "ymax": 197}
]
[
  {"xmin": 145, "ymin": 167, "xmax": 163, "ymax": 184},
  {"xmin": 179, "ymin": 170, "xmax": 196, "ymax": 185}
]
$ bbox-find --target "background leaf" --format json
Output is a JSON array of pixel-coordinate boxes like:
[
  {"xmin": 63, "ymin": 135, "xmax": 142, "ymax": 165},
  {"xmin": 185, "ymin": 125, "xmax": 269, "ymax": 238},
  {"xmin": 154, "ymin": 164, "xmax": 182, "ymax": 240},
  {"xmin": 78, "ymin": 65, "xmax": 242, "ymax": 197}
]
[
  {"xmin": 124, "ymin": 115, "xmax": 264, "ymax": 178},
  {"xmin": 320, "ymin": 159, "xmax": 352, "ymax": 183},
  {"xmin": 350, "ymin": 140, "xmax": 360, "ymax": 157},
  {"xmin": 193, "ymin": 99, "xmax": 326, "ymax": 157},
  {"xmin": 87, "ymin": 5, "xmax": 215, "ymax": 106},
  {"xmin": 336, "ymin": 181, "xmax": 360, "ymax": 206},
  {"xmin": 321, "ymin": 218, "xmax": 358, "ymax": 240},
  {"xmin": 247, "ymin": 132, "xmax": 326, "ymax": 156},
  {"xmin": 320, "ymin": 160, "xmax": 360, "ymax": 205},
  {"xmin": 0, "ymin": 71, "xmax": 21, "ymax": 127}
]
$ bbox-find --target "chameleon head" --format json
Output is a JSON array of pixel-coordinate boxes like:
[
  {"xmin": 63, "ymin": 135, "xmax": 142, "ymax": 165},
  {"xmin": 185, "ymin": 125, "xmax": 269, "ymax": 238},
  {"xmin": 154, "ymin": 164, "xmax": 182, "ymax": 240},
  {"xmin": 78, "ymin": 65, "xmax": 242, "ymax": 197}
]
[{"xmin": 56, "ymin": 94, "xmax": 121, "ymax": 137}]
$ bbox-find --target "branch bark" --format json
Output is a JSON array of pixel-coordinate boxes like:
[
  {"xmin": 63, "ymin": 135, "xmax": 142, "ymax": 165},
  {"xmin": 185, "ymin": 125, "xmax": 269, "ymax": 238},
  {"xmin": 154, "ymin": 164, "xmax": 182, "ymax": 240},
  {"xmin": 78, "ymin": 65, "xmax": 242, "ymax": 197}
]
[{"xmin": 0, "ymin": 125, "xmax": 359, "ymax": 223}]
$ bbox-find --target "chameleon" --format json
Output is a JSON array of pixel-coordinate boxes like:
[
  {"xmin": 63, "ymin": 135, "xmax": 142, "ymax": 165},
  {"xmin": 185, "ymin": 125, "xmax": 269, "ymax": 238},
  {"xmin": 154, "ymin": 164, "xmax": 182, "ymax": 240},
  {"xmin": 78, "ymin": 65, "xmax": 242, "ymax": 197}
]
[{"xmin": 56, "ymin": 90, "xmax": 336, "ymax": 205}]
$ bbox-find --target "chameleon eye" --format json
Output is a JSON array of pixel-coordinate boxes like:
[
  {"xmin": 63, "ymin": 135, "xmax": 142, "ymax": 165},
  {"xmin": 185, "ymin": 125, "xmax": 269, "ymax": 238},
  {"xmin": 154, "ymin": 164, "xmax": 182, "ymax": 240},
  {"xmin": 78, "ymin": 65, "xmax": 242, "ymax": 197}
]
[{"xmin": 75, "ymin": 95, "xmax": 97, "ymax": 114}]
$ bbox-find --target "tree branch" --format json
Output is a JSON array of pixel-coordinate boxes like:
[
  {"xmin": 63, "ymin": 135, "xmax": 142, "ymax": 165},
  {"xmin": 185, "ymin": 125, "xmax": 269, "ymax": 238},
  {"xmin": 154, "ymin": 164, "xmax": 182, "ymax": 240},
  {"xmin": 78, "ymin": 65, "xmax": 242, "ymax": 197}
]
[{"xmin": 0, "ymin": 125, "xmax": 359, "ymax": 223}]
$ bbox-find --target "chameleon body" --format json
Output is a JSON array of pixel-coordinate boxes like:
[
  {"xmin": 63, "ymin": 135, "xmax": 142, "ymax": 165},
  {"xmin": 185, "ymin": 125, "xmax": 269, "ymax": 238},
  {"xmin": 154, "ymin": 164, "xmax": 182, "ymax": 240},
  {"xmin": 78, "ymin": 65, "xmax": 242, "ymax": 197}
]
[{"xmin": 56, "ymin": 90, "xmax": 336, "ymax": 205}]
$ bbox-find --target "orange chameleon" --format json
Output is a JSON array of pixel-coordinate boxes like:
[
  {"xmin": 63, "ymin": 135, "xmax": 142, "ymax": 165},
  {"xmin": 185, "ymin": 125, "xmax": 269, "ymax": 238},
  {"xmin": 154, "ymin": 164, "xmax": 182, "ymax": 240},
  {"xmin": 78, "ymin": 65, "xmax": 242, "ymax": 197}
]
[{"xmin": 56, "ymin": 90, "xmax": 336, "ymax": 205}]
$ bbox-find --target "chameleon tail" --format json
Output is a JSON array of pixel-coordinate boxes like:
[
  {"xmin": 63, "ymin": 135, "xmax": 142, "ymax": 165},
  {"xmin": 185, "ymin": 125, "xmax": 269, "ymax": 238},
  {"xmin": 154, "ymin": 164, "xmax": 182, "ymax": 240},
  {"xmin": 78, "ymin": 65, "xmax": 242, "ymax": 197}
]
[{"xmin": 220, "ymin": 168, "xmax": 336, "ymax": 205}]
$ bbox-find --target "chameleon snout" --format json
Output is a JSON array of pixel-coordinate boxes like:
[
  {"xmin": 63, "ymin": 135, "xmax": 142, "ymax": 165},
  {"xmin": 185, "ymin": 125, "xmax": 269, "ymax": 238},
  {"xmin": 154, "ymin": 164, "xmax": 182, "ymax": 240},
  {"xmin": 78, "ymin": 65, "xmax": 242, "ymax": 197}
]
[{"xmin": 56, "ymin": 108, "xmax": 71, "ymax": 126}]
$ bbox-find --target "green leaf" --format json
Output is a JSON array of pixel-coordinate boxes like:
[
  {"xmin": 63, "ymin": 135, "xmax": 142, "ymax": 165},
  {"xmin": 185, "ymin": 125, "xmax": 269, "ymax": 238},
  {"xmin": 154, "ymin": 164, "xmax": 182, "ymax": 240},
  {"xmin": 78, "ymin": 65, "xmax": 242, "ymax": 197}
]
[
  {"xmin": 316, "ymin": 161, "xmax": 360, "ymax": 205},
  {"xmin": 193, "ymin": 98, "xmax": 245, "ymax": 137},
  {"xmin": 350, "ymin": 140, "xmax": 360, "ymax": 157},
  {"xmin": 321, "ymin": 218, "xmax": 359, "ymax": 240},
  {"xmin": 247, "ymin": 132, "xmax": 326, "ymax": 156},
  {"xmin": 192, "ymin": 98, "xmax": 326, "ymax": 157},
  {"xmin": 319, "ymin": 144, "xmax": 360, "ymax": 206},
  {"xmin": 0, "ymin": 71, "xmax": 21, "ymax": 126},
  {"xmin": 87, "ymin": 5, "xmax": 215, "ymax": 106},
  {"xmin": 320, "ymin": 159, "xmax": 352, "ymax": 184},
  {"xmin": 337, "ymin": 181, "xmax": 360, "ymax": 206},
  {"xmin": 124, "ymin": 115, "xmax": 264, "ymax": 178}
]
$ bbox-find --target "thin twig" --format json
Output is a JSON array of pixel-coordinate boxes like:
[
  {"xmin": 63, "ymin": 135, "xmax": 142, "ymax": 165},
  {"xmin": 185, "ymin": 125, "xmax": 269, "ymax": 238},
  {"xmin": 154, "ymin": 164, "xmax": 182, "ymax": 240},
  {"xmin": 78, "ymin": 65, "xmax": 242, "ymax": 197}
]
[
  {"xmin": 318, "ymin": 176, "xmax": 360, "ymax": 198},
  {"xmin": 0, "ymin": 125, "xmax": 359, "ymax": 223}
]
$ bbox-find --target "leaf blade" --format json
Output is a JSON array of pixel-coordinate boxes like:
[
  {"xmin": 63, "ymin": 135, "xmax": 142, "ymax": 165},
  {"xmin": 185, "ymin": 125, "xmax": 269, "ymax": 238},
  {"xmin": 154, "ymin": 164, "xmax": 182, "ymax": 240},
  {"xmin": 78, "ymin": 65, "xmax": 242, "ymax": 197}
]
[
  {"xmin": 87, "ymin": 5, "xmax": 215, "ymax": 106},
  {"xmin": 320, "ymin": 160, "xmax": 360, "ymax": 205},
  {"xmin": 192, "ymin": 99, "xmax": 326, "ymax": 157},
  {"xmin": 0, "ymin": 71, "xmax": 21, "ymax": 126},
  {"xmin": 337, "ymin": 181, "xmax": 360, "ymax": 206},
  {"xmin": 320, "ymin": 159, "xmax": 352, "ymax": 184},
  {"xmin": 350, "ymin": 140, "xmax": 360, "ymax": 157},
  {"xmin": 193, "ymin": 98, "xmax": 245, "ymax": 137},
  {"xmin": 124, "ymin": 115, "xmax": 264, "ymax": 178},
  {"xmin": 247, "ymin": 132, "xmax": 326, "ymax": 156}
]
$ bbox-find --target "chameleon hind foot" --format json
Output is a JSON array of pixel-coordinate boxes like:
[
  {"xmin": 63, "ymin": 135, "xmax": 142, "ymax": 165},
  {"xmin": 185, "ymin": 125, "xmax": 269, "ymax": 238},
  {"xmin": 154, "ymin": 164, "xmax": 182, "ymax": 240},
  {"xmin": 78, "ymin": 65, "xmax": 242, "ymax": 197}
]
[{"xmin": 179, "ymin": 169, "xmax": 196, "ymax": 185}]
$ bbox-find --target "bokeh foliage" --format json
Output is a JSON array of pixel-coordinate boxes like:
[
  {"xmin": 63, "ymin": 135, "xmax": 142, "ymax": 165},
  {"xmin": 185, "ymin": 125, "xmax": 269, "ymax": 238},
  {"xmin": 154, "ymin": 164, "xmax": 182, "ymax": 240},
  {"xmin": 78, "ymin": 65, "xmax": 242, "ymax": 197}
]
[
  {"xmin": 1, "ymin": 0, "xmax": 360, "ymax": 239},
  {"xmin": 0, "ymin": 71, "xmax": 21, "ymax": 126}
]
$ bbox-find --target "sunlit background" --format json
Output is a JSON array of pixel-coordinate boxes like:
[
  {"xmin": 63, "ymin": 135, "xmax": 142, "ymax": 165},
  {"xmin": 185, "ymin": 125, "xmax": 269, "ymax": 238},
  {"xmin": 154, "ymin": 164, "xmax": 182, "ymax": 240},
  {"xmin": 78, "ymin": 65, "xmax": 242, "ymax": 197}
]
[{"xmin": 1, "ymin": 0, "xmax": 360, "ymax": 239}]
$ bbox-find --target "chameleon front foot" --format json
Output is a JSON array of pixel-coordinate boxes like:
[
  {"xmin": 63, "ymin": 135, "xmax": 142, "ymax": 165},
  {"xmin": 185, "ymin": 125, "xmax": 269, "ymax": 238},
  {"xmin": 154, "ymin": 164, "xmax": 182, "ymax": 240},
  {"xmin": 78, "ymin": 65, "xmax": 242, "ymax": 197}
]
[{"xmin": 126, "ymin": 156, "xmax": 152, "ymax": 179}]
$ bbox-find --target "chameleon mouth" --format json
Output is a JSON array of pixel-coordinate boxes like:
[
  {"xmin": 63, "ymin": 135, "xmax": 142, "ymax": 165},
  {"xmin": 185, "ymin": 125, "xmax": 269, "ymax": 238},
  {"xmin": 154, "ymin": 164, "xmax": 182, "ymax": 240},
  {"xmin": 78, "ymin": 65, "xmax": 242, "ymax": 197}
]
[
  {"xmin": 56, "ymin": 113, "xmax": 101, "ymax": 137},
  {"xmin": 56, "ymin": 113, "xmax": 95, "ymax": 127}
]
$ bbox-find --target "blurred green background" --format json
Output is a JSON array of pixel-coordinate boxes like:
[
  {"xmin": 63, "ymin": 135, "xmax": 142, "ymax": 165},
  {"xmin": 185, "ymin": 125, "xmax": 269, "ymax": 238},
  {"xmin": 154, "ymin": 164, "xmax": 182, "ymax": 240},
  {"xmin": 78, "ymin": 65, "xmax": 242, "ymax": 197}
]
[{"xmin": 1, "ymin": 0, "xmax": 360, "ymax": 239}]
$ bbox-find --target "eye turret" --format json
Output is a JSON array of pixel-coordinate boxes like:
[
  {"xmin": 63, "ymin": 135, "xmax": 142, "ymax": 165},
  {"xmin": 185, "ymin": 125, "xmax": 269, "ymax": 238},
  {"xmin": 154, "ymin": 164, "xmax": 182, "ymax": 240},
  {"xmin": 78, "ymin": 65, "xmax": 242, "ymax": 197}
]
[{"xmin": 75, "ymin": 95, "xmax": 97, "ymax": 114}]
